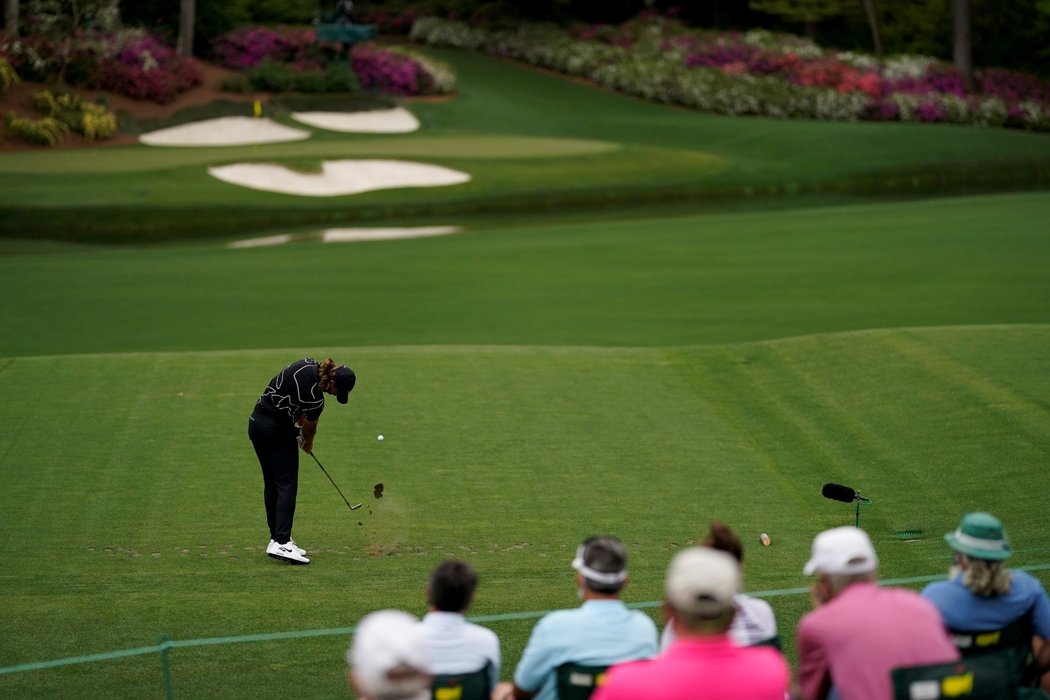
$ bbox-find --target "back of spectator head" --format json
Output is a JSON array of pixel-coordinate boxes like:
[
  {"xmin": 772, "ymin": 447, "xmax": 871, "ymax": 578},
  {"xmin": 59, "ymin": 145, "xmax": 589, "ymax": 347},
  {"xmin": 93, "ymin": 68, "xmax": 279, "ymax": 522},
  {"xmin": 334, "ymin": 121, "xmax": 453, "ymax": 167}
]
[
  {"xmin": 428, "ymin": 559, "xmax": 479, "ymax": 613},
  {"xmin": 347, "ymin": 610, "xmax": 430, "ymax": 700},
  {"xmin": 665, "ymin": 546, "xmax": 740, "ymax": 633},
  {"xmin": 572, "ymin": 535, "xmax": 629, "ymax": 594},
  {"xmin": 944, "ymin": 512, "xmax": 1013, "ymax": 596},
  {"xmin": 804, "ymin": 526, "xmax": 878, "ymax": 595},
  {"xmin": 703, "ymin": 521, "xmax": 744, "ymax": 563}
]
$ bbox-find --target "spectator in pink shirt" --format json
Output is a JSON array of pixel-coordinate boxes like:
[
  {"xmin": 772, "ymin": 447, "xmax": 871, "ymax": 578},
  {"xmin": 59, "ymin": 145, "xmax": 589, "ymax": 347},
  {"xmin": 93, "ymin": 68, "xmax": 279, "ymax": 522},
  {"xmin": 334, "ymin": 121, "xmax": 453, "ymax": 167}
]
[
  {"xmin": 797, "ymin": 527, "xmax": 959, "ymax": 700},
  {"xmin": 592, "ymin": 547, "xmax": 789, "ymax": 700}
]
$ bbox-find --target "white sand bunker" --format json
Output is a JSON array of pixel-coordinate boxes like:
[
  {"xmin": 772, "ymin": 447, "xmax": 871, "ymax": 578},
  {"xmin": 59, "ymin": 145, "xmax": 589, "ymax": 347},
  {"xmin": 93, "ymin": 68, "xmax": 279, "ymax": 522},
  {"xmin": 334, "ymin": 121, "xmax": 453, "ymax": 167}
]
[
  {"xmin": 322, "ymin": 226, "xmax": 461, "ymax": 242},
  {"xmin": 208, "ymin": 159, "xmax": 470, "ymax": 197},
  {"xmin": 140, "ymin": 117, "xmax": 310, "ymax": 147},
  {"xmin": 290, "ymin": 107, "xmax": 420, "ymax": 134},
  {"xmin": 228, "ymin": 226, "xmax": 462, "ymax": 248}
]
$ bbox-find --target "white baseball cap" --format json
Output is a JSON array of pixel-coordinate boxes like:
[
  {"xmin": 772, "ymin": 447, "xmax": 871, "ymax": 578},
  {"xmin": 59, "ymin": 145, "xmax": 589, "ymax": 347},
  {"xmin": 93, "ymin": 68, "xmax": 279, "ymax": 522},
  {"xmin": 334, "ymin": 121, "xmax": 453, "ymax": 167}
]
[
  {"xmin": 803, "ymin": 526, "xmax": 878, "ymax": 576},
  {"xmin": 665, "ymin": 547, "xmax": 740, "ymax": 618},
  {"xmin": 347, "ymin": 610, "xmax": 430, "ymax": 700}
]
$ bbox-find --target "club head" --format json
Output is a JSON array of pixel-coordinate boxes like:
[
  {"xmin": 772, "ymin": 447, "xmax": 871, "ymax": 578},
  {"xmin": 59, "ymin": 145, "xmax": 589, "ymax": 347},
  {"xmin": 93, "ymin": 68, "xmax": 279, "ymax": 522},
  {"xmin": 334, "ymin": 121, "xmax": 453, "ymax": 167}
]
[{"xmin": 349, "ymin": 502, "xmax": 363, "ymax": 511}]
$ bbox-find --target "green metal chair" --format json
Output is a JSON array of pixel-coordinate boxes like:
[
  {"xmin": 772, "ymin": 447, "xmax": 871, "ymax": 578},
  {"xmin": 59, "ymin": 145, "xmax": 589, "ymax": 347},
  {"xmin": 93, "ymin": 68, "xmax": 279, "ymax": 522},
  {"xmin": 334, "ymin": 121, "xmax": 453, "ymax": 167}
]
[
  {"xmin": 431, "ymin": 662, "xmax": 492, "ymax": 700},
  {"xmin": 555, "ymin": 662, "xmax": 610, "ymax": 700},
  {"xmin": 950, "ymin": 616, "xmax": 1034, "ymax": 680},
  {"xmin": 892, "ymin": 654, "xmax": 1018, "ymax": 700}
]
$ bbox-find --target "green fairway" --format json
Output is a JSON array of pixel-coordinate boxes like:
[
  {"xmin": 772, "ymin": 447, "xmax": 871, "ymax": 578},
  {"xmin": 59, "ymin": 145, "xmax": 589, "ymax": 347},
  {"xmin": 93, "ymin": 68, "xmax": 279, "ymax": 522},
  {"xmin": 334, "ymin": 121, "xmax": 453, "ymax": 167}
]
[
  {"xmin": 0, "ymin": 327, "xmax": 1048, "ymax": 696},
  {"xmin": 1, "ymin": 190, "xmax": 1049, "ymax": 696},
  {"xmin": 1, "ymin": 192, "xmax": 1048, "ymax": 357}
]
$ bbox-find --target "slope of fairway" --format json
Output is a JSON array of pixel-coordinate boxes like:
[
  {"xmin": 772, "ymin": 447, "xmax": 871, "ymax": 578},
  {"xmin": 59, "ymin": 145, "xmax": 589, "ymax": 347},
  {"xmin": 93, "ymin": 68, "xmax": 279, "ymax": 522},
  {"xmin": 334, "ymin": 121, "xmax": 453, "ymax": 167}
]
[
  {"xmin": 1, "ymin": 326, "xmax": 1047, "ymax": 696},
  {"xmin": 2, "ymin": 192, "xmax": 1048, "ymax": 357}
]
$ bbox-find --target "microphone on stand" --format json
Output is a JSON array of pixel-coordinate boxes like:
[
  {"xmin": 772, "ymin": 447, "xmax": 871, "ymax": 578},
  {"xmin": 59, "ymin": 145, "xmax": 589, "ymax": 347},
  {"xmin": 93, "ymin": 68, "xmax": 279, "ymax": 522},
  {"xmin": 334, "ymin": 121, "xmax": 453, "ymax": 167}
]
[
  {"xmin": 822, "ymin": 483, "xmax": 858, "ymax": 503},
  {"xmin": 821, "ymin": 483, "xmax": 872, "ymax": 526}
]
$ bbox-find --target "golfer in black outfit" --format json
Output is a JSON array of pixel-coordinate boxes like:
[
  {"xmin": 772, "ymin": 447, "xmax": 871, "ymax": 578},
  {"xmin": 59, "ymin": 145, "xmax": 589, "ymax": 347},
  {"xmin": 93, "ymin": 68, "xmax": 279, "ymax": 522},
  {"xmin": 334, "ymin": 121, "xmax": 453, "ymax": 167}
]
[{"xmin": 249, "ymin": 357, "xmax": 356, "ymax": 565}]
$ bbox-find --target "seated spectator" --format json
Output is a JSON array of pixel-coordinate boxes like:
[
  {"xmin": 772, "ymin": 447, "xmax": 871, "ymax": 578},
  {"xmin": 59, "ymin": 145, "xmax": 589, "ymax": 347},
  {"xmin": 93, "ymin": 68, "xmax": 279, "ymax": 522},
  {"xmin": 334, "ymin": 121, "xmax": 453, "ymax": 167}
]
[
  {"xmin": 347, "ymin": 609, "xmax": 430, "ymax": 700},
  {"xmin": 660, "ymin": 521, "xmax": 778, "ymax": 650},
  {"xmin": 797, "ymin": 526, "xmax": 959, "ymax": 700},
  {"xmin": 922, "ymin": 512, "xmax": 1050, "ymax": 692},
  {"xmin": 491, "ymin": 535, "xmax": 658, "ymax": 700},
  {"xmin": 421, "ymin": 559, "xmax": 501, "ymax": 691},
  {"xmin": 592, "ymin": 546, "xmax": 789, "ymax": 699}
]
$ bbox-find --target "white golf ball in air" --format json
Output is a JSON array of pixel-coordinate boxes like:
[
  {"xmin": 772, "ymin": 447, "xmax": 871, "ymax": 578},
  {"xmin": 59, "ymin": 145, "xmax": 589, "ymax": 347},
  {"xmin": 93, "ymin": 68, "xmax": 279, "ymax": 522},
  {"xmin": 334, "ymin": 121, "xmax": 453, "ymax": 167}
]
[{"xmin": 377, "ymin": 434, "xmax": 384, "ymax": 441}]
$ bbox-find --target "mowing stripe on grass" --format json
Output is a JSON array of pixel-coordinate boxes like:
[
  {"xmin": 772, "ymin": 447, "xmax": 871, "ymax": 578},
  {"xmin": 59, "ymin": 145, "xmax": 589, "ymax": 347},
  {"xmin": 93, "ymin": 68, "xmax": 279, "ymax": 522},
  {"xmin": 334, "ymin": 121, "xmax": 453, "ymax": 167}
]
[{"xmin": 3, "ymin": 563, "xmax": 1048, "ymax": 678}]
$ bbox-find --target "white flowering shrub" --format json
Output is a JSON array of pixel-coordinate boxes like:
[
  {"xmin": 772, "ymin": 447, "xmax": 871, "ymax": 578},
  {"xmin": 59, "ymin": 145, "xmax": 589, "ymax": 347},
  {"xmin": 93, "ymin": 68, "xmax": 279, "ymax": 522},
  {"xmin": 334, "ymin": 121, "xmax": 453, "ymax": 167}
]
[{"xmin": 409, "ymin": 17, "xmax": 1050, "ymax": 132}]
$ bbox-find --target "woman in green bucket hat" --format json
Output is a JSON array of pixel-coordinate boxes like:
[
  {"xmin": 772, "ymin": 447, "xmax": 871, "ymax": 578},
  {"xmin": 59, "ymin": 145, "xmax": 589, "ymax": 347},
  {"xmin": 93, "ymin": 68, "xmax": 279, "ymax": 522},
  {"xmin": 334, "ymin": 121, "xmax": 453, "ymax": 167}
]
[{"xmin": 922, "ymin": 512, "xmax": 1050, "ymax": 692}]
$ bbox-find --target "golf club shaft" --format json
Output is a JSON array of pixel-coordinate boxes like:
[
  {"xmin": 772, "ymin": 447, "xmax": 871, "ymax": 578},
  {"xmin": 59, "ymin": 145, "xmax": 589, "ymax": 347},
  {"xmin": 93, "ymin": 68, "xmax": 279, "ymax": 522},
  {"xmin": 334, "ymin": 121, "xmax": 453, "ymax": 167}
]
[{"xmin": 308, "ymin": 451, "xmax": 361, "ymax": 510}]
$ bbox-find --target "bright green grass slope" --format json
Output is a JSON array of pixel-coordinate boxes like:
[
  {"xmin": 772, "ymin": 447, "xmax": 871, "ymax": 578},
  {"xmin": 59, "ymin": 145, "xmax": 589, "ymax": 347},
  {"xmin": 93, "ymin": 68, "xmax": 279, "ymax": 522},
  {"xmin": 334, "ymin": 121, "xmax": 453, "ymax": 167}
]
[
  {"xmin": 1, "ymin": 192, "xmax": 1048, "ymax": 357},
  {"xmin": 1, "ymin": 193, "xmax": 1049, "ymax": 696},
  {"xmin": 0, "ymin": 327, "xmax": 1048, "ymax": 697},
  {"xmin": 2, "ymin": 47, "xmax": 1050, "ymax": 240}
]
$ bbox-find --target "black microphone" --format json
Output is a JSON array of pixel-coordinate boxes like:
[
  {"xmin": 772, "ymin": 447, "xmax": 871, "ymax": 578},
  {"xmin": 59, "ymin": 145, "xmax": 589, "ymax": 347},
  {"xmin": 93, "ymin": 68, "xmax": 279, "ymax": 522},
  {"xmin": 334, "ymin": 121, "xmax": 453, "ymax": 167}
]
[{"xmin": 822, "ymin": 483, "xmax": 858, "ymax": 503}]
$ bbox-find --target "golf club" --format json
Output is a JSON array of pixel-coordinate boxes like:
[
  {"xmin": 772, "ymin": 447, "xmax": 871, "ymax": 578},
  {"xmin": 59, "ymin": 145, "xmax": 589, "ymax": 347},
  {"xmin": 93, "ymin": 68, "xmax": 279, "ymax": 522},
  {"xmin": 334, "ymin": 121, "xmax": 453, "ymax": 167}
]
[{"xmin": 308, "ymin": 451, "xmax": 362, "ymax": 511}]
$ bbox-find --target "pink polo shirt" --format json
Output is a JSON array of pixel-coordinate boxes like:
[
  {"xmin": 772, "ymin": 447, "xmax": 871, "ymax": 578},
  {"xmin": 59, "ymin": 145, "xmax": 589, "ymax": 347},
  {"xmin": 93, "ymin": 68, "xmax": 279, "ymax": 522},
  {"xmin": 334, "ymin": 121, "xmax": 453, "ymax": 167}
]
[
  {"xmin": 797, "ymin": 582, "xmax": 959, "ymax": 700},
  {"xmin": 592, "ymin": 634, "xmax": 789, "ymax": 700}
]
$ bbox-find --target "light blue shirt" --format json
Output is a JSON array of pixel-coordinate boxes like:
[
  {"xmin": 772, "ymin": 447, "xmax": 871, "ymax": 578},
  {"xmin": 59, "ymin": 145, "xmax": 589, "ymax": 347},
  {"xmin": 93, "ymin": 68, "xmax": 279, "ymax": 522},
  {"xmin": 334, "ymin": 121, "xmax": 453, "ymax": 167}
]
[
  {"xmin": 922, "ymin": 569, "xmax": 1050, "ymax": 638},
  {"xmin": 514, "ymin": 599, "xmax": 658, "ymax": 700},
  {"xmin": 421, "ymin": 611, "xmax": 501, "ymax": 689}
]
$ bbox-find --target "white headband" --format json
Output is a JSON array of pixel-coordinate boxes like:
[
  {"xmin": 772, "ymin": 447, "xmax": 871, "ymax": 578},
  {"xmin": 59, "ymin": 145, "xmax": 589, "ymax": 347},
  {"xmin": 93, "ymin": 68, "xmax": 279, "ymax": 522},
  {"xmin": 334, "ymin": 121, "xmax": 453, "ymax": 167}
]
[{"xmin": 572, "ymin": 545, "xmax": 628, "ymax": 585}]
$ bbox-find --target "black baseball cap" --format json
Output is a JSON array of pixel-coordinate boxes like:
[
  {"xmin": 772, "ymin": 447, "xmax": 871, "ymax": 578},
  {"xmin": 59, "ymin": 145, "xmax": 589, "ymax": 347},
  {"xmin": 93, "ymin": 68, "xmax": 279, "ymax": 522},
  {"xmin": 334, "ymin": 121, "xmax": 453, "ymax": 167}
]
[{"xmin": 335, "ymin": 366, "xmax": 356, "ymax": 404}]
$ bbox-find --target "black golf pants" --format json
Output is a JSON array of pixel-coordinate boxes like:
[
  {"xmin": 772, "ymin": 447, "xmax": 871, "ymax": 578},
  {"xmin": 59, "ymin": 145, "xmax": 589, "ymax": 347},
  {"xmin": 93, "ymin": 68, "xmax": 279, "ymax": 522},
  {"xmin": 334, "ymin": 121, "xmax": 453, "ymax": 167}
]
[{"xmin": 248, "ymin": 412, "xmax": 299, "ymax": 544}]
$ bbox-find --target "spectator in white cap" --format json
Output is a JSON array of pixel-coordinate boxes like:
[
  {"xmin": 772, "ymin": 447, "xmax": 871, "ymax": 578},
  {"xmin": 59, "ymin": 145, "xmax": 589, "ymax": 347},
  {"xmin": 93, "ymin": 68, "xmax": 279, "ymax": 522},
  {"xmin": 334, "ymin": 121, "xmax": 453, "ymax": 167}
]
[
  {"xmin": 347, "ymin": 610, "xmax": 430, "ymax": 700},
  {"xmin": 592, "ymin": 546, "xmax": 789, "ymax": 699},
  {"xmin": 492, "ymin": 535, "xmax": 658, "ymax": 700},
  {"xmin": 797, "ymin": 526, "xmax": 958, "ymax": 700},
  {"xmin": 922, "ymin": 512, "xmax": 1050, "ymax": 692}
]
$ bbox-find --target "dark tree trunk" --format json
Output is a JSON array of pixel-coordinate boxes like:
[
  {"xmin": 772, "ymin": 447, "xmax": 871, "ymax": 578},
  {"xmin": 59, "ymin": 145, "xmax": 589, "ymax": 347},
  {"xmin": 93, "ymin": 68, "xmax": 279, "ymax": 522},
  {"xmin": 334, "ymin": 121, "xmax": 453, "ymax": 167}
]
[
  {"xmin": 953, "ymin": 0, "xmax": 973, "ymax": 90},
  {"xmin": 177, "ymin": 0, "xmax": 195, "ymax": 58},
  {"xmin": 861, "ymin": 0, "xmax": 882, "ymax": 58},
  {"xmin": 3, "ymin": 0, "xmax": 18, "ymax": 36}
]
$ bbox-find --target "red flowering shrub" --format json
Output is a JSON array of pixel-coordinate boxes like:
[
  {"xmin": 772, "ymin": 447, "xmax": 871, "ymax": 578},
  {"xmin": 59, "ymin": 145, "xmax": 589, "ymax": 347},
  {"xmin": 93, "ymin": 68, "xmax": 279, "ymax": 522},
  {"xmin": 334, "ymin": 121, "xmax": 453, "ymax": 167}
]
[{"xmin": 95, "ymin": 34, "xmax": 201, "ymax": 104}]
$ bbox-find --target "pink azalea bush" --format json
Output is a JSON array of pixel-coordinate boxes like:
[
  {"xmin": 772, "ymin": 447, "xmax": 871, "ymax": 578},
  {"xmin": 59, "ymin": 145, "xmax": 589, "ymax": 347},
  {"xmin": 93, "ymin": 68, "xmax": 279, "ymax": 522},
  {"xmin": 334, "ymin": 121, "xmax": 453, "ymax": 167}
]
[
  {"xmin": 351, "ymin": 42, "xmax": 454, "ymax": 96},
  {"xmin": 211, "ymin": 26, "xmax": 333, "ymax": 71},
  {"xmin": 96, "ymin": 33, "xmax": 201, "ymax": 103},
  {"xmin": 1, "ymin": 30, "xmax": 200, "ymax": 104}
]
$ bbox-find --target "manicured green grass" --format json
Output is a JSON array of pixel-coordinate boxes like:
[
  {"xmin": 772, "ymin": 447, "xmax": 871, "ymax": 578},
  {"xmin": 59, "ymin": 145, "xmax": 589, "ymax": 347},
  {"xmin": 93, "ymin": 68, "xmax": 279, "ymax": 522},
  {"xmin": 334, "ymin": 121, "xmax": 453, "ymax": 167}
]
[
  {"xmin": 1, "ymin": 192, "xmax": 1048, "ymax": 357},
  {"xmin": 1, "ymin": 43, "xmax": 1049, "ymax": 698},
  {"xmin": 0, "ymin": 192, "xmax": 1048, "ymax": 696},
  {"xmin": 0, "ymin": 328, "xmax": 1047, "ymax": 696},
  {"xmin": 2, "ymin": 47, "xmax": 1050, "ymax": 241}
]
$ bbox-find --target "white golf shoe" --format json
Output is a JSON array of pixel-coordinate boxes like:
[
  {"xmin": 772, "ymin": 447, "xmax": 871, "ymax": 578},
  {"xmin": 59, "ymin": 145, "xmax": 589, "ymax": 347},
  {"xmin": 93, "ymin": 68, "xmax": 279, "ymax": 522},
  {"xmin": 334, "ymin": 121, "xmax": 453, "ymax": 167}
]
[
  {"xmin": 267, "ymin": 539, "xmax": 306, "ymax": 557},
  {"xmin": 267, "ymin": 539, "xmax": 310, "ymax": 565}
]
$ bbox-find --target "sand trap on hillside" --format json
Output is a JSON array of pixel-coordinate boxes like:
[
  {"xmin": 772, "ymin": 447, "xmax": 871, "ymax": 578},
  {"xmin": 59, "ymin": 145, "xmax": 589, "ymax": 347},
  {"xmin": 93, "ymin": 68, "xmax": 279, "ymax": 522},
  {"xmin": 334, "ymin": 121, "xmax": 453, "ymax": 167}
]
[
  {"xmin": 322, "ymin": 226, "xmax": 461, "ymax": 242},
  {"xmin": 208, "ymin": 159, "xmax": 471, "ymax": 197},
  {"xmin": 228, "ymin": 226, "xmax": 462, "ymax": 248},
  {"xmin": 140, "ymin": 117, "xmax": 310, "ymax": 146},
  {"xmin": 290, "ymin": 107, "xmax": 421, "ymax": 133}
]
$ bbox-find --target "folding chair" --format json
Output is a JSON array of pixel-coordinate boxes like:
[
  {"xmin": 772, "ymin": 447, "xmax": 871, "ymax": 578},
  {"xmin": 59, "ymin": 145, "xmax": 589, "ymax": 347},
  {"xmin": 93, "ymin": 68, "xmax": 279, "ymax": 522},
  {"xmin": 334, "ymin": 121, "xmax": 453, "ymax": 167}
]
[
  {"xmin": 555, "ymin": 662, "xmax": 610, "ymax": 700},
  {"xmin": 891, "ymin": 654, "xmax": 1017, "ymax": 700},
  {"xmin": 431, "ymin": 662, "xmax": 492, "ymax": 700},
  {"xmin": 951, "ymin": 616, "xmax": 1034, "ymax": 681}
]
